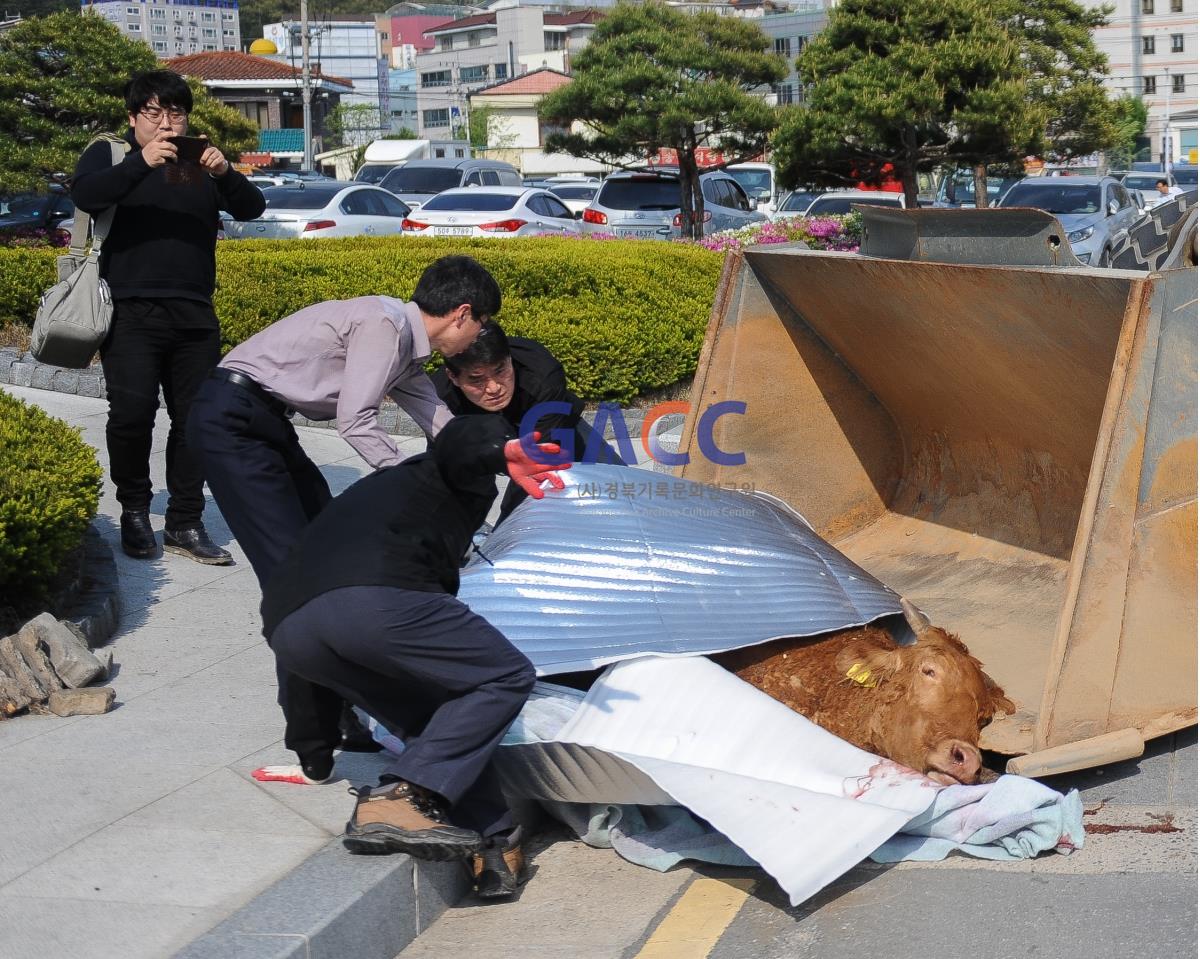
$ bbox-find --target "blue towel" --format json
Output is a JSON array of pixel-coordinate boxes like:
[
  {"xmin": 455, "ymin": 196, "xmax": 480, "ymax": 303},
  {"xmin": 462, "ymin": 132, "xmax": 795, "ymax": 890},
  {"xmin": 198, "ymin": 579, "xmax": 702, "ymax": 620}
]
[{"xmin": 869, "ymin": 774, "xmax": 1085, "ymax": 862}]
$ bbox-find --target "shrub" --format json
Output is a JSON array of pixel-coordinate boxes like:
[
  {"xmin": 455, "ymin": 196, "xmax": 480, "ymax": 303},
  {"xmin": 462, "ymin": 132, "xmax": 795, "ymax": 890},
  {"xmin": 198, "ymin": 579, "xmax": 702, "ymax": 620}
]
[
  {"xmin": 0, "ymin": 237, "xmax": 724, "ymax": 401},
  {"xmin": 0, "ymin": 392, "xmax": 102, "ymax": 605},
  {"xmin": 0, "ymin": 246, "xmax": 56, "ymax": 328},
  {"xmin": 0, "ymin": 226, "xmax": 69, "ymax": 249}
]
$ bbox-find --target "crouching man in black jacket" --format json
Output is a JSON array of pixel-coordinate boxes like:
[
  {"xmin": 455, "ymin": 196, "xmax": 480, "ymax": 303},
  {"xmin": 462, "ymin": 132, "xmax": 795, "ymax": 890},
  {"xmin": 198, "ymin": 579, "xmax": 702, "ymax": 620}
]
[{"xmin": 260, "ymin": 416, "xmax": 568, "ymax": 897}]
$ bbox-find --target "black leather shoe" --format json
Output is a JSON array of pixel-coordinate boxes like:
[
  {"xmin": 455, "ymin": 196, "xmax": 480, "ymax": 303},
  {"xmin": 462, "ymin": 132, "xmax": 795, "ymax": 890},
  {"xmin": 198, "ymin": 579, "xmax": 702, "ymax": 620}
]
[
  {"xmin": 471, "ymin": 826, "xmax": 525, "ymax": 898},
  {"xmin": 163, "ymin": 525, "xmax": 232, "ymax": 565},
  {"xmin": 339, "ymin": 703, "xmax": 383, "ymax": 753},
  {"xmin": 120, "ymin": 510, "xmax": 157, "ymax": 559},
  {"xmin": 301, "ymin": 752, "xmax": 335, "ymax": 783}
]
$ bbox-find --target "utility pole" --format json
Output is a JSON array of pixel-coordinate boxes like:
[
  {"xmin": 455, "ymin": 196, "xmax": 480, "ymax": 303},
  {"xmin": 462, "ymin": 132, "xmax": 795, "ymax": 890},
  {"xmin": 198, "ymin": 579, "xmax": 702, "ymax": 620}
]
[
  {"xmin": 300, "ymin": 0, "xmax": 314, "ymax": 172},
  {"xmin": 1162, "ymin": 66, "xmax": 1173, "ymax": 178}
]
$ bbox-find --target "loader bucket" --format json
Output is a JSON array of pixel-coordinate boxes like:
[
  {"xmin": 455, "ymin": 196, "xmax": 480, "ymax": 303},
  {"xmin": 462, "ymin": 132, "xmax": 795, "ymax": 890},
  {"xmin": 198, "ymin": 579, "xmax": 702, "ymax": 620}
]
[{"xmin": 677, "ymin": 225, "xmax": 1197, "ymax": 775}]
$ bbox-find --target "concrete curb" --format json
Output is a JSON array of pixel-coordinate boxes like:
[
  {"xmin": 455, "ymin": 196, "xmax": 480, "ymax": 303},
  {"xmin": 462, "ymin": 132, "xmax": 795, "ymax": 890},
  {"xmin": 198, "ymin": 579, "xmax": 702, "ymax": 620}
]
[
  {"xmin": 172, "ymin": 839, "xmax": 471, "ymax": 959},
  {"xmin": 0, "ymin": 348, "xmax": 106, "ymax": 399}
]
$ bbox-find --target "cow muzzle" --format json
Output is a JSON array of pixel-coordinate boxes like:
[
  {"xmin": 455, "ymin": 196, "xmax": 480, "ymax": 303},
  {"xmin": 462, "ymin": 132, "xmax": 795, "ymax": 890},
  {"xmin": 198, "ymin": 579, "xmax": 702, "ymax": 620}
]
[{"xmin": 924, "ymin": 738, "xmax": 984, "ymax": 785}]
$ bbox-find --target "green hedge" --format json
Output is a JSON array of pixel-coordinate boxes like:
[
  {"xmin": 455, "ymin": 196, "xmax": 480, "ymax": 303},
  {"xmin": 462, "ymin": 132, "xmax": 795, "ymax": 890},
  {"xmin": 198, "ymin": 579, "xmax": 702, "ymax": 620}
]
[
  {"xmin": 0, "ymin": 238, "xmax": 725, "ymax": 402},
  {"xmin": 0, "ymin": 392, "xmax": 102, "ymax": 605}
]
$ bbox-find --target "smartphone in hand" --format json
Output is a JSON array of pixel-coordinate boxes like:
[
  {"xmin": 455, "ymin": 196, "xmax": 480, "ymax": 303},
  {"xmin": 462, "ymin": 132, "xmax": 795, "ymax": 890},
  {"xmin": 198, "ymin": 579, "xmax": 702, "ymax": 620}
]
[{"xmin": 168, "ymin": 135, "xmax": 208, "ymax": 163}]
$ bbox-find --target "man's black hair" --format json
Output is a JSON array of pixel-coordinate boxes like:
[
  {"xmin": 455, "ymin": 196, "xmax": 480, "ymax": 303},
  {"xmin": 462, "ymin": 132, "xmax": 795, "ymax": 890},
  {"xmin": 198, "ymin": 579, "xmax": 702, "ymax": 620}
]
[
  {"xmin": 443, "ymin": 322, "xmax": 511, "ymax": 373},
  {"xmin": 125, "ymin": 70, "xmax": 194, "ymax": 116},
  {"xmin": 412, "ymin": 255, "xmax": 502, "ymax": 319},
  {"xmin": 1156, "ymin": 178, "xmax": 1169, "ymax": 187}
]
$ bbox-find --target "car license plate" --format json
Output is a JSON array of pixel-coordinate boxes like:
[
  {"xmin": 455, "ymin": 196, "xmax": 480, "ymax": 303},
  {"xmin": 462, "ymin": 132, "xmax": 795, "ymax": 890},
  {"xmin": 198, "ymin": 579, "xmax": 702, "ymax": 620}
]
[
  {"xmin": 434, "ymin": 226, "xmax": 472, "ymax": 236},
  {"xmin": 617, "ymin": 228, "xmax": 659, "ymax": 238}
]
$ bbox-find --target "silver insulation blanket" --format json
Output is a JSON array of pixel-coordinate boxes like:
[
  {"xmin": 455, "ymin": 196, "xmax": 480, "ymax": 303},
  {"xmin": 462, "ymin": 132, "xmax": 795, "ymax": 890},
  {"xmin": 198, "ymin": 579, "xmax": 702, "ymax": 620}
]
[{"xmin": 458, "ymin": 463, "xmax": 903, "ymax": 674}]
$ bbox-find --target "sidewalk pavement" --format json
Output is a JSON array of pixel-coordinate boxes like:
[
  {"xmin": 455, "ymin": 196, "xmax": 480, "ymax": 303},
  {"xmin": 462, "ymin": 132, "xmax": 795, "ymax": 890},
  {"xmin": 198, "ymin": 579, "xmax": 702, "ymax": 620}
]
[{"xmin": 0, "ymin": 384, "xmax": 517, "ymax": 958}]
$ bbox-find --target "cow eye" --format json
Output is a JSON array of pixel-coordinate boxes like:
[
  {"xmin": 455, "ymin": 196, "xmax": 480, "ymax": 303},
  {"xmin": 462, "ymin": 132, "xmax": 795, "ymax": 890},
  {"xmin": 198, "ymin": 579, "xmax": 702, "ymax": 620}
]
[{"xmin": 921, "ymin": 664, "xmax": 937, "ymax": 678}]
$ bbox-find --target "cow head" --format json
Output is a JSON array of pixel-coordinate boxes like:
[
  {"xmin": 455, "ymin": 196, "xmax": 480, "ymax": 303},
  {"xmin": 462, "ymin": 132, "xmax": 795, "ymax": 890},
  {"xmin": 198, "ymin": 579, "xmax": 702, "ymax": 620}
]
[{"xmin": 833, "ymin": 621, "xmax": 1015, "ymax": 786}]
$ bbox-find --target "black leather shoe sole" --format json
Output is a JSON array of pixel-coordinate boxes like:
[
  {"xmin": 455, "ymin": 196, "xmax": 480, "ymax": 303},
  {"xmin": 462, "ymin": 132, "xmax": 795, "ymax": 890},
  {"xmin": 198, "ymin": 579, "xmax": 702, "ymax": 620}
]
[
  {"xmin": 122, "ymin": 540, "xmax": 158, "ymax": 559},
  {"xmin": 475, "ymin": 865, "xmax": 521, "ymax": 898},
  {"xmin": 163, "ymin": 542, "xmax": 233, "ymax": 565},
  {"xmin": 343, "ymin": 824, "xmax": 482, "ymax": 861}
]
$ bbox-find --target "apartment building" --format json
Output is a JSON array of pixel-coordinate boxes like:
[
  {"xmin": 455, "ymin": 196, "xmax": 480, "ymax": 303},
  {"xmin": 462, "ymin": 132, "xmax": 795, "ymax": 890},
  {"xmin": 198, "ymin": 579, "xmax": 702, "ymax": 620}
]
[
  {"xmin": 755, "ymin": 1, "xmax": 832, "ymax": 106},
  {"xmin": 83, "ymin": 0, "xmax": 240, "ymax": 58},
  {"xmin": 414, "ymin": 7, "xmax": 599, "ymax": 137},
  {"xmin": 1085, "ymin": 0, "xmax": 1198, "ymax": 162},
  {"xmin": 381, "ymin": 3, "xmax": 460, "ymax": 70},
  {"xmin": 262, "ymin": 16, "xmax": 388, "ymax": 133}
]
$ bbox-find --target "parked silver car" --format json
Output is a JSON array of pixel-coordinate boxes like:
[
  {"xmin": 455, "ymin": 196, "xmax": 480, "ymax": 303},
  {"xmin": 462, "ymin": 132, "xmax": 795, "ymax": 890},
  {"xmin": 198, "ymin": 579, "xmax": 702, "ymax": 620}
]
[
  {"xmin": 400, "ymin": 187, "xmax": 583, "ymax": 238},
  {"xmin": 222, "ymin": 183, "xmax": 411, "ymax": 240},
  {"xmin": 379, "ymin": 158, "xmax": 522, "ymax": 209},
  {"xmin": 997, "ymin": 176, "xmax": 1142, "ymax": 266},
  {"xmin": 932, "ymin": 173, "xmax": 1026, "ymax": 208},
  {"xmin": 581, "ymin": 169, "xmax": 765, "ymax": 239}
]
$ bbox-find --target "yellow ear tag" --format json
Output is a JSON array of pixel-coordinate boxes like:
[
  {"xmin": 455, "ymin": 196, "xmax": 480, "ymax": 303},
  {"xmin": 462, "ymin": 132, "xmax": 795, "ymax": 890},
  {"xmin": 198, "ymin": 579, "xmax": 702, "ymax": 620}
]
[{"xmin": 846, "ymin": 662, "xmax": 878, "ymax": 688}]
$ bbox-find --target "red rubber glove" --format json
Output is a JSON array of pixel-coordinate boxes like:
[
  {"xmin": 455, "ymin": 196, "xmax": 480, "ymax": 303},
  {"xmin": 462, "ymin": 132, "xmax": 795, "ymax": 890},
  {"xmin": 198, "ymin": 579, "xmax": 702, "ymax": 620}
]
[{"xmin": 505, "ymin": 433, "xmax": 570, "ymax": 499}]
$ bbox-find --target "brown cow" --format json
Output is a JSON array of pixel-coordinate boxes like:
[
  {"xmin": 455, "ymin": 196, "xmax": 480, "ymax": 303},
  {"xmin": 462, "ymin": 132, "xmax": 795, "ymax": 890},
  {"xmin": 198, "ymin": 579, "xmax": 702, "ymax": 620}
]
[{"xmin": 713, "ymin": 601, "xmax": 1015, "ymax": 785}]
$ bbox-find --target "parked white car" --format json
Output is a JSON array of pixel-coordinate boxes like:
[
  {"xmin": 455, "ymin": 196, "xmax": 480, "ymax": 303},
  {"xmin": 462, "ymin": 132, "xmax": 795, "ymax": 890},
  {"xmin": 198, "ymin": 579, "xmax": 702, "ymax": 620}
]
[
  {"xmin": 223, "ymin": 182, "xmax": 411, "ymax": 239},
  {"xmin": 1113, "ymin": 171, "xmax": 1179, "ymax": 209},
  {"xmin": 803, "ymin": 191, "xmax": 907, "ymax": 215},
  {"xmin": 400, "ymin": 187, "xmax": 583, "ymax": 237},
  {"xmin": 768, "ymin": 190, "xmax": 827, "ymax": 220},
  {"xmin": 547, "ymin": 182, "xmax": 600, "ymax": 218}
]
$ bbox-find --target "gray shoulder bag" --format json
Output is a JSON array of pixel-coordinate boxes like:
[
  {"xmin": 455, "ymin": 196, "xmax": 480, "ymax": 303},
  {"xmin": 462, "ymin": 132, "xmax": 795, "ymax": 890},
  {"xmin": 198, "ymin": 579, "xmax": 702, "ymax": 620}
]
[{"xmin": 30, "ymin": 138, "xmax": 129, "ymax": 369}]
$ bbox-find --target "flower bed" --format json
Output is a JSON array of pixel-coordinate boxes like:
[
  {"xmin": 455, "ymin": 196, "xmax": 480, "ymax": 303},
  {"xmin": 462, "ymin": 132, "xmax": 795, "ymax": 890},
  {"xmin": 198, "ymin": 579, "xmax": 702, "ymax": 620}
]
[{"xmin": 691, "ymin": 214, "xmax": 862, "ymax": 253}]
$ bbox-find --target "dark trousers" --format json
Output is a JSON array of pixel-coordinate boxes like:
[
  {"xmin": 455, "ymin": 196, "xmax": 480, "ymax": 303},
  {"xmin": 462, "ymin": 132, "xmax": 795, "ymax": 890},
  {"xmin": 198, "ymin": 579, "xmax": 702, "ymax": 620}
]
[
  {"xmin": 186, "ymin": 374, "xmax": 344, "ymax": 763},
  {"xmin": 99, "ymin": 298, "xmax": 220, "ymax": 529},
  {"xmin": 270, "ymin": 585, "xmax": 536, "ymax": 837}
]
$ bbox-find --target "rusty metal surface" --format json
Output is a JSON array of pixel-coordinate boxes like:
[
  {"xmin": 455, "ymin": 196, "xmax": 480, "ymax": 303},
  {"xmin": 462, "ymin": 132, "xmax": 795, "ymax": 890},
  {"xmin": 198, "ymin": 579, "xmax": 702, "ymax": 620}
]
[
  {"xmin": 1039, "ymin": 266, "xmax": 1198, "ymax": 749},
  {"xmin": 858, "ymin": 207, "xmax": 1081, "ymax": 267},
  {"xmin": 679, "ymin": 246, "xmax": 1197, "ymax": 762}
]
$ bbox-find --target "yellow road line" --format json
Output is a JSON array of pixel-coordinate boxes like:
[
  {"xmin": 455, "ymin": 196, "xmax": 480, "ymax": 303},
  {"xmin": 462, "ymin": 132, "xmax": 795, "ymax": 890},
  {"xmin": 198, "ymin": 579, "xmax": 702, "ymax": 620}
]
[{"xmin": 633, "ymin": 876, "xmax": 757, "ymax": 959}]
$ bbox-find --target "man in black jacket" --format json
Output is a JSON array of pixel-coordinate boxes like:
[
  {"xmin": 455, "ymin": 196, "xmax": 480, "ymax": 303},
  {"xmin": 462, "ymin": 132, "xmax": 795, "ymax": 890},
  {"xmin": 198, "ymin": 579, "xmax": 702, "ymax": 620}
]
[
  {"xmin": 262, "ymin": 416, "xmax": 568, "ymax": 897},
  {"xmin": 72, "ymin": 70, "xmax": 265, "ymax": 563},
  {"xmin": 431, "ymin": 323, "xmax": 624, "ymax": 523}
]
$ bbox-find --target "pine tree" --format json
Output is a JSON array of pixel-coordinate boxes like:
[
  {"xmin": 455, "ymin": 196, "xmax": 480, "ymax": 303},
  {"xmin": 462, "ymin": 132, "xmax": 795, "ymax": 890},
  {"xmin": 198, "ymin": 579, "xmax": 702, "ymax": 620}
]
[
  {"xmin": 0, "ymin": 12, "xmax": 257, "ymax": 193},
  {"xmin": 538, "ymin": 1, "xmax": 786, "ymax": 239}
]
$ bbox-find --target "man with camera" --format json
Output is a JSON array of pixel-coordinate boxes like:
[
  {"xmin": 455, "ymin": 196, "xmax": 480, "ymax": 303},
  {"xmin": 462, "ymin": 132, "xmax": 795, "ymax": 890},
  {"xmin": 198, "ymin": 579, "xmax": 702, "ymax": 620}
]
[{"xmin": 71, "ymin": 69, "xmax": 265, "ymax": 564}]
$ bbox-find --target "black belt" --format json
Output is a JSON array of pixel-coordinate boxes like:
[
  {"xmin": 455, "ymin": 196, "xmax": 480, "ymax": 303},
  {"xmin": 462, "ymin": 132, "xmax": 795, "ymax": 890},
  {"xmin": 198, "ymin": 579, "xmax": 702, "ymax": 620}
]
[{"xmin": 210, "ymin": 367, "xmax": 291, "ymax": 416}]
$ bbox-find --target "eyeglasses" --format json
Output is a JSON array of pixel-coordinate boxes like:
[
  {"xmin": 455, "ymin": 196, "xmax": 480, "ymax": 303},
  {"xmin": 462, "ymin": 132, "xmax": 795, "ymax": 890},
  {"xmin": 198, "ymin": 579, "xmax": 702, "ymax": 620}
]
[{"xmin": 139, "ymin": 106, "xmax": 189, "ymax": 122}]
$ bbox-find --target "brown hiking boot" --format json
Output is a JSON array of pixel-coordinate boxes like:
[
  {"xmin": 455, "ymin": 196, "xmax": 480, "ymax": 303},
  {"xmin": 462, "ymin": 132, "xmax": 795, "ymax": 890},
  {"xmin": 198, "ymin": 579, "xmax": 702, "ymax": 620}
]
[
  {"xmin": 342, "ymin": 777, "xmax": 481, "ymax": 861},
  {"xmin": 471, "ymin": 826, "xmax": 526, "ymax": 899}
]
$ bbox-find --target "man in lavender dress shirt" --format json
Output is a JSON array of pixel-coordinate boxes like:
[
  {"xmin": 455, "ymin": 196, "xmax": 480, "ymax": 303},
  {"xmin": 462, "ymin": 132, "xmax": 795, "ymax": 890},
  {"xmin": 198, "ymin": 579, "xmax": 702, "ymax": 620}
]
[{"xmin": 187, "ymin": 255, "xmax": 497, "ymax": 784}]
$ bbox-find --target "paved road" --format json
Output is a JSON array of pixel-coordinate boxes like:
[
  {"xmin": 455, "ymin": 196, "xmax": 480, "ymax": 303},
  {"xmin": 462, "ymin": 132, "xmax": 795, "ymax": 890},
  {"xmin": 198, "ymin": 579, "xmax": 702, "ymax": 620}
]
[{"xmin": 400, "ymin": 730, "xmax": 1196, "ymax": 959}]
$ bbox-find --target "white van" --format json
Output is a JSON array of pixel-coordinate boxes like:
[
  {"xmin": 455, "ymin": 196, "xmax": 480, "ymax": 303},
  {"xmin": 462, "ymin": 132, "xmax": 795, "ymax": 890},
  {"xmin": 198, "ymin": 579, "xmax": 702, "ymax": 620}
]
[
  {"xmin": 354, "ymin": 139, "xmax": 472, "ymax": 185},
  {"xmin": 725, "ymin": 162, "xmax": 777, "ymax": 214}
]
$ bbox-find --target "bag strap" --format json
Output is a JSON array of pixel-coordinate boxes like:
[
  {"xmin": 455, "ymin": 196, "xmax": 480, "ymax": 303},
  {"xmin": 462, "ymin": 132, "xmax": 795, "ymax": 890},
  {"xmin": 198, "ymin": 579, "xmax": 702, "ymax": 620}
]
[{"xmin": 69, "ymin": 137, "xmax": 130, "ymax": 257}]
